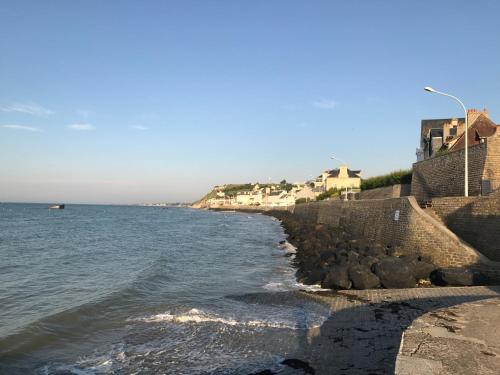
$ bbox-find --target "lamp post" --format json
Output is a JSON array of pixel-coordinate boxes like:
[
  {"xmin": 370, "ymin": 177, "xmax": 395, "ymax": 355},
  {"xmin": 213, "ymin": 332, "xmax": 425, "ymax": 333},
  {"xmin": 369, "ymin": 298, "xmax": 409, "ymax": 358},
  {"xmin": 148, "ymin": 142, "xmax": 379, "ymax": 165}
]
[
  {"xmin": 424, "ymin": 86, "xmax": 469, "ymax": 197},
  {"xmin": 330, "ymin": 155, "xmax": 347, "ymax": 165}
]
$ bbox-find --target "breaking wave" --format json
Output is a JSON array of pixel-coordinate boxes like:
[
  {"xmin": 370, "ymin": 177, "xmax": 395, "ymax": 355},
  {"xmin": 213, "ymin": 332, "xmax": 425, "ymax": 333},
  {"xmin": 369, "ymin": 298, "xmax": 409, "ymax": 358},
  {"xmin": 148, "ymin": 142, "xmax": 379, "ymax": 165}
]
[{"xmin": 131, "ymin": 308, "xmax": 320, "ymax": 329}]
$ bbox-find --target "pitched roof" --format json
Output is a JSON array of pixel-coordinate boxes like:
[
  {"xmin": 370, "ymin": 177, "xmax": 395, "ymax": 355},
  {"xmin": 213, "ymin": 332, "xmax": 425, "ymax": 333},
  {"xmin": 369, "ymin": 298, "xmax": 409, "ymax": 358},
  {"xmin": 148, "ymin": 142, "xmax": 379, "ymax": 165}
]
[
  {"xmin": 327, "ymin": 169, "xmax": 361, "ymax": 178},
  {"xmin": 449, "ymin": 114, "xmax": 498, "ymax": 151}
]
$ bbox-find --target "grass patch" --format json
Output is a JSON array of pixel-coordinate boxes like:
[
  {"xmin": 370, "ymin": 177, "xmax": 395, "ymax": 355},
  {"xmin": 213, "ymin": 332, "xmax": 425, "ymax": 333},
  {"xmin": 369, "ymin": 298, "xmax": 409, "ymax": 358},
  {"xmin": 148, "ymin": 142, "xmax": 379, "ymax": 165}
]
[{"xmin": 361, "ymin": 170, "xmax": 412, "ymax": 190}]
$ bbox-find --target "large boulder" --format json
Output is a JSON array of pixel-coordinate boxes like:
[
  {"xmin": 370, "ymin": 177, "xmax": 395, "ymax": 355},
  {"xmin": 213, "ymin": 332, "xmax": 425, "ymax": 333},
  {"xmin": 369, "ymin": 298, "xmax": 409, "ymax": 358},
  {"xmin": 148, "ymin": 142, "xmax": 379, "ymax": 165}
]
[
  {"xmin": 373, "ymin": 257, "xmax": 416, "ymax": 288},
  {"xmin": 400, "ymin": 255, "xmax": 438, "ymax": 280},
  {"xmin": 299, "ymin": 268, "xmax": 327, "ymax": 285},
  {"xmin": 431, "ymin": 268, "xmax": 488, "ymax": 286},
  {"xmin": 413, "ymin": 261, "xmax": 437, "ymax": 280},
  {"xmin": 365, "ymin": 244, "xmax": 387, "ymax": 258},
  {"xmin": 335, "ymin": 250, "xmax": 360, "ymax": 265},
  {"xmin": 359, "ymin": 255, "xmax": 379, "ymax": 269},
  {"xmin": 348, "ymin": 264, "xmax": 380, "ymax": 289},
  {"xmin": 321, "ymin": 264, "xmax": 351, "ymax": 289}
]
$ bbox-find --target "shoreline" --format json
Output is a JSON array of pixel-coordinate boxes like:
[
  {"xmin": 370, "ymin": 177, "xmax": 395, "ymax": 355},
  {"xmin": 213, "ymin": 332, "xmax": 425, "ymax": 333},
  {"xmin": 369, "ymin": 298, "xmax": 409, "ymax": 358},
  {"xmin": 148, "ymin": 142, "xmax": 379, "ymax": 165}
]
[
  {"xmin": 202, "ymin": 206, "xmax": 492, "ymax": 291},
  {"xmin": 193, "ymin": 206, "xmax": 500, "ymax": 373}
]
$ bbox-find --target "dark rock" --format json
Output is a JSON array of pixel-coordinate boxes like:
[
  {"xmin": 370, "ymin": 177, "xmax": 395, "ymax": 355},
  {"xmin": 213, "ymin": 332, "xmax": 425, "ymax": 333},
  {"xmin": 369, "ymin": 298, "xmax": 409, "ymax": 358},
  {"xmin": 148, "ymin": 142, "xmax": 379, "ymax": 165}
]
[
  {"xmin": 374, "ymin": 257, "xmax": 416, "ymax": 288},
  {"xmin": 301, "ymin": 268, "xmax": 327, "ymax": 285},
  {"xmin": 346, "ymin": 250, "xmax": 360, "ymax": 263},
  {"xmin": 319, "ymin": 249, "xmax": 336, "ymax": 262},
  {"xmin": 321, "ymin": 264, "xmax": 351, "ymax": 289},
  {"xmin": 413, "ymin": 261, "xmax": 437, "ymax": 280},
  {"xmin": 366, "ymin": 244, "xmax": 387, "ymax": 258},
  {"xmin": 281, "ymin": 359, "xmax": 315, "ymax": 374},
  {"xmin": 352, "ymin": 238, "xmax": 371, "ymax": 253},
  {"xmin": 359, "ymin": 255, "xmax": 379, "ymax": 269},
  {"xmin": 248, "ymin": 370, "xmax": 276, "ymax": 375},
  {"xmin": 348, "ymin": 264, "xmax": 380, "ymax": 289},
  {"xmin": 431, "ymin": 268, "xmax": 488, "ymax": 286},
  {"xmin": 335, "ymin": 249, "xmax": 359, "ymax": 265},
  {"xmin": 399, "ymin": 255, "xmax": 437, "ymax": 280}
]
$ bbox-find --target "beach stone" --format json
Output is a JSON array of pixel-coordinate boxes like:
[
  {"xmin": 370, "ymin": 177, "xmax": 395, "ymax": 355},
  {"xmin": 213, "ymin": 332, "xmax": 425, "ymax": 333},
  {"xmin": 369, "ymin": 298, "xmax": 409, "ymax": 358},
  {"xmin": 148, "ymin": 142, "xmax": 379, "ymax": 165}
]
[
  {"xmin": 281, "ymin": 359, "xmax": 315, "ymax": 374},
  {"xmin": 249, "ymin": 370, "xmax": 276, "ymax": 375},
  {"xmin": 413, "ymin": 261, "xmax": 437, "ymax": 280},
  {"xmin": 431, "ymin": 268, "xmax": 488, "ymax": 286},
  {"xmin": 301, "ymin": 268, "xmax": 327, "ymax": 285},
  {"xmin": 335, "ymin": 250, "xmax": 359, "ymax": 265},
  {"xmin": 348, "ymin": 264, "xmax": 380, "ymax": 289},
  {"xmin": 399, "ymin": 255, "xmax": 437, "ymax": 280},
  {"xmin": 319, "ymin": 249, "xmax": 336, "ymax": 262},
  {"xmin": 374, "ymin": 257, "xmax": 416, "ymax": 288},
  {"xmin": 359, "ymin": 255, "xmax": 379, "ymax": 269},
  {"xmin": 366, "ymin": 244, "xmax": 387, "ymax": 258},
  {"xmin": 321, "ymin": 264, "xmax": 351, "ymax": 290}
]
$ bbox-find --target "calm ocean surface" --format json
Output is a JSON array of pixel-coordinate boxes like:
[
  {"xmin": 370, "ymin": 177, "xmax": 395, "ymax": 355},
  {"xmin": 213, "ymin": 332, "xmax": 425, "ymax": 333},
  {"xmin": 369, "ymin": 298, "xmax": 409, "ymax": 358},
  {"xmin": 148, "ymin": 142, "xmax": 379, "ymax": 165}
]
[{"xmin": 0, "ymin": 204, "xmax": 328, "ymax": 374}]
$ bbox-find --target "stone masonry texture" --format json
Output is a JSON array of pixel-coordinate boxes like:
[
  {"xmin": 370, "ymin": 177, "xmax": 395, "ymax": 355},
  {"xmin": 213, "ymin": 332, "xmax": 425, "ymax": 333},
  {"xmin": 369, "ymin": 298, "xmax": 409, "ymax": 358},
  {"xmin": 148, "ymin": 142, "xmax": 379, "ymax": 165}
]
[
  {"xmin": 411, "ymin": 133, "xmax": 500, "ymax": 202},
  {"xmin": 431, "ymin": 195, "xmax": 500, "ymax": 261},
  {"xmin": 292, "ymin": 197, "xmax": 500, "ymax": 282}
]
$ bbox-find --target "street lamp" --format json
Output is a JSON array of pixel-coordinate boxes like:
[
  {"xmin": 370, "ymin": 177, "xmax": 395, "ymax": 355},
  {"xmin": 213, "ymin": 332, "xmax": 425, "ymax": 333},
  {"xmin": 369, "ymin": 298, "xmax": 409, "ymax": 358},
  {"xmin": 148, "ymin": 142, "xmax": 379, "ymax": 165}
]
[
  {"xmin": 330, "ymin": 155, "xmax": 347, "ymax": 165},
  {"xmin": 424, "ymin": 86, "xmax": 469, "ymax": 197}
]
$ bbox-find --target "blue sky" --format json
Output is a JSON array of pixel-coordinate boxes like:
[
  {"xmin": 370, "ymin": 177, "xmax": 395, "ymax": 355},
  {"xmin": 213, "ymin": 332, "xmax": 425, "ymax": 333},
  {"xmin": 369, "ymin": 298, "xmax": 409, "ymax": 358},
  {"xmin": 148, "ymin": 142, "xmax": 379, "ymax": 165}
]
[{"xmin": 1, "ymin": 0, "xmax": 499, "ymax": 204}]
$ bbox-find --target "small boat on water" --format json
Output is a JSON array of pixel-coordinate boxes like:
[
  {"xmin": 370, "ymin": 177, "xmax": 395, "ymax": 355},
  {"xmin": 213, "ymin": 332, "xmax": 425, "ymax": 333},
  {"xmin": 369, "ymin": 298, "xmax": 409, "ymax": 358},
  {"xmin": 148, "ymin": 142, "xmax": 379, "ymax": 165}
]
[{"xmin": 49, "ymin": 204, "xmax": 65, "ymax": 209}]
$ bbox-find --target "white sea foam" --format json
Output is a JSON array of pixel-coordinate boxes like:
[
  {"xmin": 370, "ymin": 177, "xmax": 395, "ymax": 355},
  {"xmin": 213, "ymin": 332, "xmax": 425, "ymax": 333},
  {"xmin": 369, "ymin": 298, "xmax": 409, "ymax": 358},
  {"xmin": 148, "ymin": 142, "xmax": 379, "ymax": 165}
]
[
  {"xmin": 294, "ymin": 282, "xmax": 329, "ymax": 291},
  {"xmin": 262, "ymin": 280, "xmax": 329, "ymax": 292},
  {"xmin": 132, "ymin": 308, "xmax": 314, "ymax": 329},
  {"xmin": 262, "ymin": 282, "xmax": 288, "ymax": 291},
  {"xmin": 278, "ymin": 240, "xmax": 296, "ymax": 254}
]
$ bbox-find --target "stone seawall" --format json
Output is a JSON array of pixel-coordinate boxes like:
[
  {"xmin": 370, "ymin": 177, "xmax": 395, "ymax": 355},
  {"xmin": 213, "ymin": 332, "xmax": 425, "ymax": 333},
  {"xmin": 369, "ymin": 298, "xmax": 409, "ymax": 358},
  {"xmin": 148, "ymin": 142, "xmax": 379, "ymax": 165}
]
[
  {"xmin": 411, "ymin": 133, "xmax": 500, "ymax": 202},
  {"xmin": 291, "ymin": 197, "xmax": 500, "ymax": 281},
  {"xmin": 431, "ymin": 195, "xmax": 500, "ymax": 261},
  {"xmin": 411, "ymin": 143, "xmax": 487, "ymax": 202},
  {"xmin": 358, "ymin": 184, "xmax": 411, "ymax": 200}
]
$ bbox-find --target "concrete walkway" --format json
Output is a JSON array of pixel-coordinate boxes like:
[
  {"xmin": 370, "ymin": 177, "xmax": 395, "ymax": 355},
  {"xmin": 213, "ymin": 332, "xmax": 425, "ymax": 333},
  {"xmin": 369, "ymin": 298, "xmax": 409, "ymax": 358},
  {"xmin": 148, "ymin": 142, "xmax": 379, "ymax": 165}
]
[
  {"xmin": 294, "ymin": 286, "xmax": 500, "ymax": 374},
  {"xmin": 396, "ymin": 297, "xmax": 500, "ymax": 375}
]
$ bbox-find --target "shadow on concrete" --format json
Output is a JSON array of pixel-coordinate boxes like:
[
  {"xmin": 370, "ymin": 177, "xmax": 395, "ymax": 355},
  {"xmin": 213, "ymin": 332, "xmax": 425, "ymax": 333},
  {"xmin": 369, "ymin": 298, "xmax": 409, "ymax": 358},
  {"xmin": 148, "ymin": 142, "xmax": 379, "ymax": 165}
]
[{"xmin": 245, "ymin": 287, "xmax": 500, "ymax": 375}]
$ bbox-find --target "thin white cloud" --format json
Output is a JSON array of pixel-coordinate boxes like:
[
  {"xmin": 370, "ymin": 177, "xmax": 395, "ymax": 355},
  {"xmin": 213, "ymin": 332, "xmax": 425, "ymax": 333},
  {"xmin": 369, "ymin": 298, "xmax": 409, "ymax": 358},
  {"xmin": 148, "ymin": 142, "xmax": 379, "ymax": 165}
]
[
  {"xmin": 131, "ymin": 125, "xmax": 148, "ymax": 130},
  {"xmin": 68, "ymin": 123, "xmax": 95, "ymax": 131},
  {"xmin": 2, "ymin": 124, "xmax": 42, "ymax": 132},
  {"xmin": 1, "ymin": 101, "xmax": 54, "ymax": 116},
  {"xmin": 312, "ymin": 98, "xmax": 338, "ymax": 109}
]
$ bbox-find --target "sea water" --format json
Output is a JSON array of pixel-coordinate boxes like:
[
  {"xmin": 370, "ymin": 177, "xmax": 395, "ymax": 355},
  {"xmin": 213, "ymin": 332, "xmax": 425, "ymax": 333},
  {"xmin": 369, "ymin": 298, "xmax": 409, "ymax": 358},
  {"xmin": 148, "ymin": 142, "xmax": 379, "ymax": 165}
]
[{"xmin": 0, "ymin": 204, "xmax": 329, "ymax": 374}]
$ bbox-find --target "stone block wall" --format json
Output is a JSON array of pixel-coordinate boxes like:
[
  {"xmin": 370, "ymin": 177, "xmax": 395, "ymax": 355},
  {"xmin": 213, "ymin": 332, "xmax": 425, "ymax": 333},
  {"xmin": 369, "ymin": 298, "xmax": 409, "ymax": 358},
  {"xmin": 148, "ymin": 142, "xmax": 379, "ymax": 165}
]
[
  {"xmin": 359, "ymin": 184, "xmax": 411, "ymax": 200},
  {"xmin": 483, "ymin": 133, "xmax": 500, "ymax": 192},
  {"xmin": 411, "ymin": 134, "xmax": 500, "ymax": 202},
  {"xmin": 292, "ymin": 197, "xmax": 500, "ymax": 282},
  {"xmin": 431, "ymin": 195, "xmax": 500, "ymax": 261},
  {"xmin": 411, "ymin": 143, "xmax": 487, "ymax": 202}
]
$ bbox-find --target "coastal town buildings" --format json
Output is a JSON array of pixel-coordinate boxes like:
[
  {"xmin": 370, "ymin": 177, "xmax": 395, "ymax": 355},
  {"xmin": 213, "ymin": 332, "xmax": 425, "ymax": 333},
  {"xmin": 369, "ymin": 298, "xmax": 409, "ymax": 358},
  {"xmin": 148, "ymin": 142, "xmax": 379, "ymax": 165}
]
[
  {"xmin": 263, "ymin": 190, "xmax": 296, "ymax": 207},
  {"xmin": 314, "ymin": 165, "xmax": 362, "ymax": 191},
  {"xmin": 293, "ymin": 184, "xmax": 316, "ymax": 202},
  {"xmin": 416, "ymin": 108, "xmax": 493, "ymax": 161},
  {"xmin": 412, "ymin": 109, "xmax": 500, "ymax": 200}
]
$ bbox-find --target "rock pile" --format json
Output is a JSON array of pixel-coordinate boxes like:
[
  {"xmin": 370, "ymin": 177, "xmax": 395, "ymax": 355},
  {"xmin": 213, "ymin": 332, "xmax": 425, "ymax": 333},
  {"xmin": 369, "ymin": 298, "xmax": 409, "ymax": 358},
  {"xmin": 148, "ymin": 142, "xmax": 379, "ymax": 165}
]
[{"xmin": 271, "ymin": 212, "xmax": 487, "ymax": 289}]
